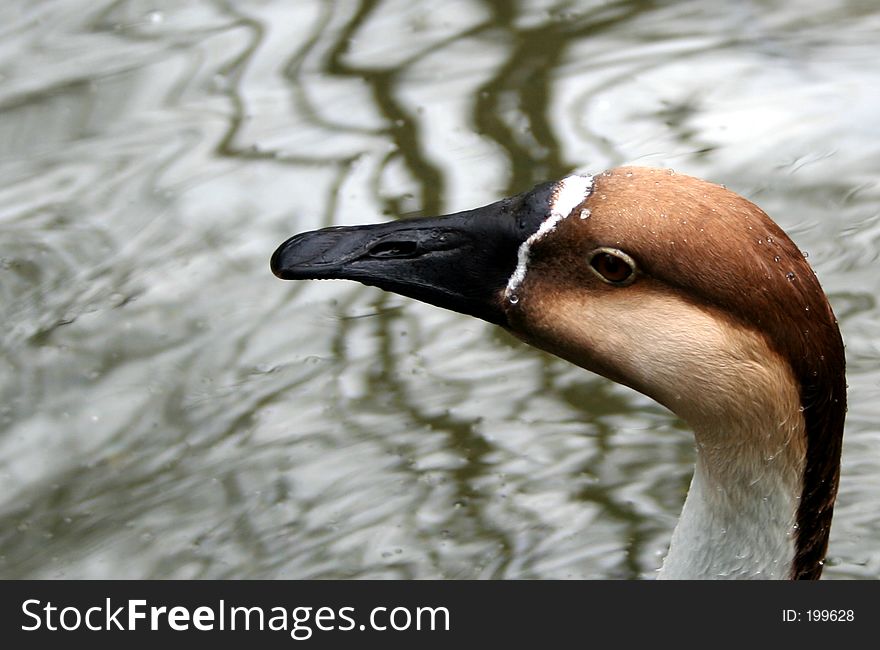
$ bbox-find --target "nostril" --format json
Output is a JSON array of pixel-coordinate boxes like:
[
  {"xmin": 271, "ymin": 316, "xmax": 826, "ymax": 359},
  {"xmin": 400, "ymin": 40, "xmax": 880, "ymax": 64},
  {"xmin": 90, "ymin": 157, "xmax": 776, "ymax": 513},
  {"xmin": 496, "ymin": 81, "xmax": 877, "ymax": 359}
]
[{"xmin": 367, "ymin": 240, "xmax": 419, "ymax": 258}]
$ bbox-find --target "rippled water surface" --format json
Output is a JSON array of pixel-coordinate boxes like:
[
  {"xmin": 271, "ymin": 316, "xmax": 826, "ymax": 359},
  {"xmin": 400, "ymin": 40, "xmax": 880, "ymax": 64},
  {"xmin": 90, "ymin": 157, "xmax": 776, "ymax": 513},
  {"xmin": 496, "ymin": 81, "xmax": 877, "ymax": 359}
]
[{"xmin": 1, "ymin": 0, "xmax": 878, "ymax": 579}]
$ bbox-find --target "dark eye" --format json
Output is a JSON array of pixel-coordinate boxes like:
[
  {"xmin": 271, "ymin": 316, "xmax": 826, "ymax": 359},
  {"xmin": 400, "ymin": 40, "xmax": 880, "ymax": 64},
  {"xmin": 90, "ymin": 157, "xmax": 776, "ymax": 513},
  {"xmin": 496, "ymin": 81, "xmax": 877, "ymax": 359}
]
[{"xmin": 588, "ymin": 248, "xmax": 637, "ymax": 285}]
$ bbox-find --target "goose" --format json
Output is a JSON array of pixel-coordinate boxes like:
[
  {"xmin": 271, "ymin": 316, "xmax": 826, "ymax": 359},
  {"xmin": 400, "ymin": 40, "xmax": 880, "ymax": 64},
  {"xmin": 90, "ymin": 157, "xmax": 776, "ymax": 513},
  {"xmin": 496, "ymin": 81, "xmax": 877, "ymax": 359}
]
[{"xmin": 270, "ymin": 166, "xmax": 846, "ymax": 580}]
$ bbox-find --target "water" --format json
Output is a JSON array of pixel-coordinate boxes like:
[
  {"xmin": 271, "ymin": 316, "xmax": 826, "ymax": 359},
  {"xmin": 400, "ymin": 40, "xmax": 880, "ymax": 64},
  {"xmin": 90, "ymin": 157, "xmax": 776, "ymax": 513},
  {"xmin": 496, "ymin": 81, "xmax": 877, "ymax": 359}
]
[{"xmin": 1, "ymin": 0, "xmax": 878, "ymax": 579}]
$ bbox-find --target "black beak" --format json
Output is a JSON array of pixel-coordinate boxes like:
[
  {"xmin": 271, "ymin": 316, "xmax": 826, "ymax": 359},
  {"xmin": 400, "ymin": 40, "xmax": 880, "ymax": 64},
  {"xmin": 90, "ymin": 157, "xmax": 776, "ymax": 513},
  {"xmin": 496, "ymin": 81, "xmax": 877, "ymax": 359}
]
[{"xmin": 271, "ymin": 181, "xmax": 558, "ymax": 326}]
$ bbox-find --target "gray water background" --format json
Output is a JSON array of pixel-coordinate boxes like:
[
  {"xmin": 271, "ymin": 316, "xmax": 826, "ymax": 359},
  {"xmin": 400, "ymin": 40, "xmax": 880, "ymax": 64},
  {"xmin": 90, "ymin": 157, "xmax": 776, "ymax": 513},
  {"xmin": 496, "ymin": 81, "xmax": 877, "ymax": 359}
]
[{"xmin": 1, "ymin": 0, "xmax": 878, "ymax": 579}]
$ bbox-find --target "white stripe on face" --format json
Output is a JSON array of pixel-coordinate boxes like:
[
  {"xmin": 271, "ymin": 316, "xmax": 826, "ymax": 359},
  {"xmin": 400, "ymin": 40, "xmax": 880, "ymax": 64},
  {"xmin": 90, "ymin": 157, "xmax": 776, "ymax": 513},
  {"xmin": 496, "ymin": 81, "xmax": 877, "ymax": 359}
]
[{"xmin": 505, "ymin": 174, "xmax": 594, "ymax": 298}]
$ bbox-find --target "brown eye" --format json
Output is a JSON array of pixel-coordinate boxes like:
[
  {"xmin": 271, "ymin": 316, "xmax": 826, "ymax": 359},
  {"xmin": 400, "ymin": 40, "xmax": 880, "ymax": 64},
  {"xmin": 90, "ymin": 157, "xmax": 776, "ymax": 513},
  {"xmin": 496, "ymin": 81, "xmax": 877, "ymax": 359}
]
[{"xmin": 588, "ymin": 248, "xmax": 637, "ymax": 285}]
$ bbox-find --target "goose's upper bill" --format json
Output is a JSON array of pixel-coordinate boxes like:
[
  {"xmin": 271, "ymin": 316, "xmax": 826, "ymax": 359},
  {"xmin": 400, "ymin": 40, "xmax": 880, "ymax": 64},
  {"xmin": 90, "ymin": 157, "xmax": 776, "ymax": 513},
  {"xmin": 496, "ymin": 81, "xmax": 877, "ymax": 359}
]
[{"xmin": 270, "ymin": 166, "xmax": 846, "ymax": 580}]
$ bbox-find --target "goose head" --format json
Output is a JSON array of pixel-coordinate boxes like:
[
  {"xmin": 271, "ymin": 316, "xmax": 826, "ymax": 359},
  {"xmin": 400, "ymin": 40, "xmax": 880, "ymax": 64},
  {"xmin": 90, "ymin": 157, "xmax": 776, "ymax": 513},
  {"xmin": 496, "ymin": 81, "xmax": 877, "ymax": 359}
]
[{"xmin": 271, "ymin": 166, "xmax": 846, "ymax": 579}]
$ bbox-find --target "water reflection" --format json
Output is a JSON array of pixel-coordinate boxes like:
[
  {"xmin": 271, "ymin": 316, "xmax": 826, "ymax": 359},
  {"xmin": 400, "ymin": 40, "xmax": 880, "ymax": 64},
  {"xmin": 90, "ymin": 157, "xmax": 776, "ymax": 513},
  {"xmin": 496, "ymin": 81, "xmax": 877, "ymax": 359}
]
[{"xmin": 0, "ymin": 0, "xmax": 878, "ymax": 579}]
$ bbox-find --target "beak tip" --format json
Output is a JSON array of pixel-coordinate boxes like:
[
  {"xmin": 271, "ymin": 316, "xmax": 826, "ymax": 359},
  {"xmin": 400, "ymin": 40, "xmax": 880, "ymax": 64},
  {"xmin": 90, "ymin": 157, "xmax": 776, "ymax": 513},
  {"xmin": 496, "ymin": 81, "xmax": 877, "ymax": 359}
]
[
  {"xmin": 271, "ymin": 239, "xmax": 312, "ymax": 280},
  {"xmin": 270, "ymin": 243, "xmax": 290, "ymax": 279},
  {"xmin": 271, "ymin": 234, "xmax": 346, "ymax": 281}
]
